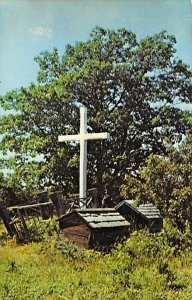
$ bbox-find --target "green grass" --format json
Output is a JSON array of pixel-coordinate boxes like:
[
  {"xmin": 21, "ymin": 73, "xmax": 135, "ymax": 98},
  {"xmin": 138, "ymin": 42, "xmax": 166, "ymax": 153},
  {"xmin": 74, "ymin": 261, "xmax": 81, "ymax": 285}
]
[{"xmin": 0, "ymin": 223, "xmax": 192, "ymax": 300}]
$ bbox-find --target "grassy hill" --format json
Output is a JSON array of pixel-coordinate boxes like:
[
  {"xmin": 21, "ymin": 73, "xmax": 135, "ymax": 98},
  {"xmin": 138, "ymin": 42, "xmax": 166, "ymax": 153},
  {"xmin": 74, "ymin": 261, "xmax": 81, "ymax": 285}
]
[{"xmin": 0, "ymin": 222, "xmax": 192, "ymax": 300}]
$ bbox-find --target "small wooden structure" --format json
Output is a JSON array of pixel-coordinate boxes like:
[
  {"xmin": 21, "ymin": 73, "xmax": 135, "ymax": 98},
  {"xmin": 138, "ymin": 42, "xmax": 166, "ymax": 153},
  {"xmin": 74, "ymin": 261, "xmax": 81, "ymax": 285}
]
[
  {"xmin": 115, "ymin": 200, "xmax": 163, "ymax": 233},
  {"xmin": 57, "ymin": 208, "xmax": 130, "ymax": 249},
  {"xmin": 50, "ymin": 189, "xmax": 98, "ymax": 215},
  {"xmin": 7, "ymin": 201, "xmax": 54, "ymax": 240},
  {"xmin": 0, "ymin": 190, "xmax": 55, "ymax": 240},
  {"xmin": 0, "ymin": 188, "xmax": 99, "ymax": 241}
]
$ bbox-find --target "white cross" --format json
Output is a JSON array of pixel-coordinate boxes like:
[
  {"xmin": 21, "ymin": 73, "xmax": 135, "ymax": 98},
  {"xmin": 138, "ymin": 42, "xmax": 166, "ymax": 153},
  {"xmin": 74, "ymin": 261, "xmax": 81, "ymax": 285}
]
[{"xmin": 58, "ymin": 105, "xmax": 110, "ymax": 208}]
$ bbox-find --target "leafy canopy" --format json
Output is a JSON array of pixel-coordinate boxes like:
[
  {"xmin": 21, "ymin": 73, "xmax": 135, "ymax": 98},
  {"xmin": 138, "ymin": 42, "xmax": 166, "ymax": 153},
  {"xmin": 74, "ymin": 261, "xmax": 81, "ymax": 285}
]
[
  {"xmin": 121, "ymin": 134, "xmax": 192, "ymax": 231},
  {"xmin": 0, "ymin": 27, "xmax": 191, "ymax": 204}
]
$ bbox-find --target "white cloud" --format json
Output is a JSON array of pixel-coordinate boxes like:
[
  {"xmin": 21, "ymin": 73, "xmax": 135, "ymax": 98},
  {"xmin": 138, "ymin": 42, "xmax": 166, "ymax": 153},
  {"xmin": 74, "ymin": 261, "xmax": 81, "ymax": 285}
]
[{"xmin": 30, "ymin": 26, "xmax": 53, "ymax": 37}]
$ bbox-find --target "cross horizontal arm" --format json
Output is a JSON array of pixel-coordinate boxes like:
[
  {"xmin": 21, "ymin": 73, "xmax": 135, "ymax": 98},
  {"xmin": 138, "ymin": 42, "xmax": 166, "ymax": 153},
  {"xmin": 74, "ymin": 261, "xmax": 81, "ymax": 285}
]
[
  {"xmin": 58, "ymin": 132, "xmax": 110, "ymax": 142},
  {"xmin": 58, "ymin": 135, "xmax": 81, "ymax": 142},
  {"xmin": 84, "ymin": 132, "xmax": 110, "ymax": 140}
]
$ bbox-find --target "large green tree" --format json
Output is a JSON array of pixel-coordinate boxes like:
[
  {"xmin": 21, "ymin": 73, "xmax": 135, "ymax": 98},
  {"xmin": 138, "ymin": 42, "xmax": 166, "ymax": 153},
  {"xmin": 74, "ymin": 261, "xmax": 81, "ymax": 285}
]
[
  {"xmin": 0, "ymin": 27, "xmax": 191, "ymax": 204},
  {"xmin": 120, "ymin": 133, "xmax": 192, "ymax": 231}
]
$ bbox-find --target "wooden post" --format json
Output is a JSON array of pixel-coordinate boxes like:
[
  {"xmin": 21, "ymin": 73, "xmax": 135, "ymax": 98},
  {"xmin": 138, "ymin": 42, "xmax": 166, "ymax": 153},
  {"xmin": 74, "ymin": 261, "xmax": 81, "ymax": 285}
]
[
  {"xmin": 17, "ymin": 209, "xmax": 29, "ymax": 238},
  {"xmin": 0, "ymin": 203, "xmax": 17, "ymax": 236},
  {"xmin": 49, "ymin": 191, "xmax": 64, "ymax": 216}
]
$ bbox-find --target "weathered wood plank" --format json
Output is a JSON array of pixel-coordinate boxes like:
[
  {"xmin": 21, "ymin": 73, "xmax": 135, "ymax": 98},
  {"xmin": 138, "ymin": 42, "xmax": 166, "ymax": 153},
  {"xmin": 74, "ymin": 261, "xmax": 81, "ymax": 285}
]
[
  {"xmin": 0, "ymin": 204, "xmax": 18, "ymax": 236},
  {"xmin": 8, "ymin": 202, "xmax": 53, "ymax": 210}
]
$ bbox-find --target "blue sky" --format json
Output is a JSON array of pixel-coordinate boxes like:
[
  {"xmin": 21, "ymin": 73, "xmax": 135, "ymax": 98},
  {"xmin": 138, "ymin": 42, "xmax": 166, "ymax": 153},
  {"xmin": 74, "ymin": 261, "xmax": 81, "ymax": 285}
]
[{"xmin": 0, "ymin": 0, "xmax": 192, "ymax": 99}]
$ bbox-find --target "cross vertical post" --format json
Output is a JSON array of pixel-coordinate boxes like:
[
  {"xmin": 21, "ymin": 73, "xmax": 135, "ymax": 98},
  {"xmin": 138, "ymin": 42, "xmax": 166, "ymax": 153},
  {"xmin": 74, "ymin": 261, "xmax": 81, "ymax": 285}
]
[{"xmin": 80, "ymin": 106, "xmax": 87, "ymax": 203}]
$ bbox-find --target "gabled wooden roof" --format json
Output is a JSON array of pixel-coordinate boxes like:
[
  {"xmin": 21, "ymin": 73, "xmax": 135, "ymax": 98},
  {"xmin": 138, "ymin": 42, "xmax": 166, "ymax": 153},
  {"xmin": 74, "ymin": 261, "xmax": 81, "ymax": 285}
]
[
  {"xmin": 58, "ymin": 208, "xmax": 130, "ymax": 229},
  {"xmin": 115, "ymin": 200, "xmax": 162, "ymax": 220},
  {"xmin": 137, "ymin": 204, "xmax": 162, "ymax": 219}
]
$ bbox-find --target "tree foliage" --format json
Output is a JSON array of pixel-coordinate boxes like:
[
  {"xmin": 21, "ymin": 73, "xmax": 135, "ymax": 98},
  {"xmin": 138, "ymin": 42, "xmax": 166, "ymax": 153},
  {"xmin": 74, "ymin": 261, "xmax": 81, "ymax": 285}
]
[
  {"xmin": 0, "ymin": 27, "xmax": 191, "ymax": 204},
  {"xmin": 121, "ymin": 134, "xmax": 192, "ymax": 231}
]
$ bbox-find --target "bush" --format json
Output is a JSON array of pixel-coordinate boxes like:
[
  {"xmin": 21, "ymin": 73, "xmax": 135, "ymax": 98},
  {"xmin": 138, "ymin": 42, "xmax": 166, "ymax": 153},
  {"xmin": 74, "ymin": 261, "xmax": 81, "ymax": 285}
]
[{"xmin": 0, "ymin": 223, "xmax": 192, "ymax": 299}]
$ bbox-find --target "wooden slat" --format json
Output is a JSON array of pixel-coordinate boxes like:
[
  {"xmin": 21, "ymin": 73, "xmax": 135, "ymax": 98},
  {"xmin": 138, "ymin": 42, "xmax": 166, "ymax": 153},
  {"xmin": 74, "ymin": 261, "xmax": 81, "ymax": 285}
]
[
  {"xmin": 8, "ymin": 202, "xmax": 53, "ymax": 210},
  {"xmin": 89, "ymin": 220, "xmax": 130, "ymax": 228}
]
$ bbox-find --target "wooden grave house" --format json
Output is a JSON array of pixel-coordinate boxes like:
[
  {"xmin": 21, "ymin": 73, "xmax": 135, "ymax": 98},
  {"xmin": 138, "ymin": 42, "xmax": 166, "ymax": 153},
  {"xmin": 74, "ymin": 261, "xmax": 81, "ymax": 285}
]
[
  {"xmin": 115, "ymin": 200, "xmax": 163, "ymax": 233},
  {"xmin": 0, "ymin": 191, "xmax": 54, "ymax": 240},
  {"xmin": 57, "ymin": 208, "xmax": 130, "ymax": 250}
]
